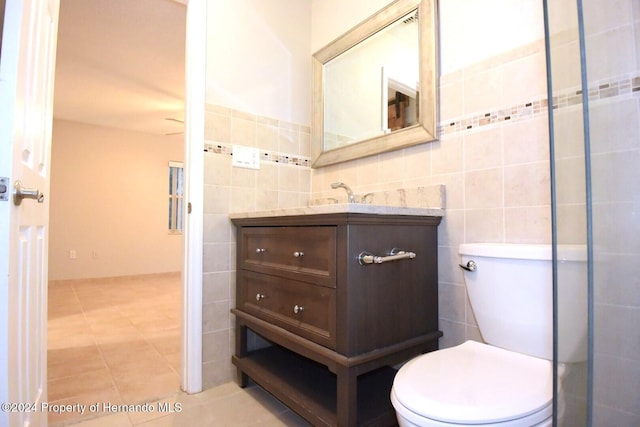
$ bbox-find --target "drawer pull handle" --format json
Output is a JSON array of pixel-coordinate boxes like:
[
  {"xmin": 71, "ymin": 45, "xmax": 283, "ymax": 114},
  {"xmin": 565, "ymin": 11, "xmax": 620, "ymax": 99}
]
[
  {"xmin": 293, "ymin": 305, "xmax": 304, "ymax": 314},
  {"xmin": 358, "ymin": 248, "xmax": 416, "ymax": 265},
  {"xmin": 293, "ymin": 251, "xmax": 304, "ymax": 257},
  {"xmin": 256, "ymin": 248, "xmax": 266, "ymax": 253},
  {"xmin": 256, "ymin": 293, "xmax": 266, "ymax": 301}
]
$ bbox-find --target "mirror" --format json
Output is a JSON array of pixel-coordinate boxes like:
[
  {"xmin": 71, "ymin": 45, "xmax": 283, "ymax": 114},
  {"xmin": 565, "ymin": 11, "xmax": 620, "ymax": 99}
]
[{"xmin": 311, "ymin": 0, "xmax": 438, "ymax": 168}]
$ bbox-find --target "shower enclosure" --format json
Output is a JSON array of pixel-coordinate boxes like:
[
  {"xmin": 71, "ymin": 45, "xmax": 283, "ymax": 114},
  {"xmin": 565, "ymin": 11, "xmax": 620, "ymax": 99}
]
[{"xmin": 544, "ymin": 0, "xmax": 640, "ymax": 425}]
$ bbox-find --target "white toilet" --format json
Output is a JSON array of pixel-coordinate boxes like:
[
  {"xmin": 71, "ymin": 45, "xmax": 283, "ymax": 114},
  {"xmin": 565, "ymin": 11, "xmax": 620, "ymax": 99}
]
[{"xmin": 391, "ymin": 243, "xmax": 587, "ymax": 427}]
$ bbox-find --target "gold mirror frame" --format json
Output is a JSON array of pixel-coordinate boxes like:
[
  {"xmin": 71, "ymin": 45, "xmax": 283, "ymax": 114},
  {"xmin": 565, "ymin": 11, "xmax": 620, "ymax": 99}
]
[{"xmin": 311, "ymin": 0, "xmax": 438, "ymax": 168}]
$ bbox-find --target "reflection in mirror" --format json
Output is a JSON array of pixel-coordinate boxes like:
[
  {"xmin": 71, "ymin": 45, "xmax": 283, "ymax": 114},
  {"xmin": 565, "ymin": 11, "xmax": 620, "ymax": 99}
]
[
  {"xmin": 323, "ymin": 10, "xmax": 419, "ymax": 150},
  {"xmin": 311, "ymin": 0, "xmax": 437, "ymax": 168},
  {"xmin": 383, "ymin": 64, "xmax": 419, "ymax": 132}
]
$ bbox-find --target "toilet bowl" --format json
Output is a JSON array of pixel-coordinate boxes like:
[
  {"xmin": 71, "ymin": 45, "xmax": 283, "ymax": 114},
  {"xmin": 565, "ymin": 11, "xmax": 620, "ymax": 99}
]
[
  {"xmin": 391, "ymin": 341, "xmax": 553, "ymax": 427},
  {"xmin": 390, "ymin": 243, "xmax": 585, "ymax": 427}
]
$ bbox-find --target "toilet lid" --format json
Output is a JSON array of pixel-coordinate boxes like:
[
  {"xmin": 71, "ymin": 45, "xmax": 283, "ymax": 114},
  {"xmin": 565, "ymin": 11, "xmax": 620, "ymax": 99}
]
[{"xmin": 393, "ymin": 341, "xmax": 553, "ymax": 424}]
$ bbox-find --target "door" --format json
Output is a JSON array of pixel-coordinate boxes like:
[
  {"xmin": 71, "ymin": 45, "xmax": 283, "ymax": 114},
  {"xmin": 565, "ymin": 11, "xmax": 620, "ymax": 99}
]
[{"xmin": 0, "ymin": 0, "xmax": 59, "ymax": 426}]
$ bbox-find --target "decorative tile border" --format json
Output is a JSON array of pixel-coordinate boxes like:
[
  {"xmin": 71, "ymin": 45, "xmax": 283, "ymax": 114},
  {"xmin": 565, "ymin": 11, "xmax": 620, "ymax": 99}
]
[
  {"xmin": 205, "ymin": 71, "xmax": 640, "ymax": 165},
  {"xmin": 438, "ymin": 99, "xmax": 549, "ymax": 136},
  {"xmin": 439, "ymin": 71, "xmax": 640, "ymax": 137},
  {"xmin": 554, "ymin": 72, "xmax": 640, "ymax": 108},
  {"xmin": 204, "ymin": 142, "xmax": 310, "ymax": 167}
]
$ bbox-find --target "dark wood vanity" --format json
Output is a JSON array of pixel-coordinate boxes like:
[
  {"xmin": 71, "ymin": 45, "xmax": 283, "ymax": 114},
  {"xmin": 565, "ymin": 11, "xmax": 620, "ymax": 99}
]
[{"xmin": 231, "ymin": 212, "xmax": 442, "ymax": 426}]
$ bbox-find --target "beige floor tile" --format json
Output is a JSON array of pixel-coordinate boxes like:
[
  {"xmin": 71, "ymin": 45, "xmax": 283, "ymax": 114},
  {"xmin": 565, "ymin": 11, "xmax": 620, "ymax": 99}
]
[
  {"xmin": 47, "ymin": 386, "xmax": 124, "ymax": 426},
  {"xmin": 48, "ymin": 331, "xmax": 97, "ymax": 351},
  {"xmin": 53, "ymin": 411, "xmax": 133, "ymax": 427},
  {"xmin": 88, "ymin": 317, "xmax": 135, "ymax": 334},
  {"xmin": 133, "ymin": 409, "xmax": 204, "ymax": 427},
  {"xmin": 114, "ymin": 371, "xmax": 180, "ymax": 404},
  {"xmin": 162, "ymin": 351, "xmax": 181, "ymax": 373},
  {"xmin": 193, "ymin": 386, "xmax": 291, "ymax": 426},
  {"xmin": 146, "ymin": 334, "xmax": 180, "ymax": 355},
  {"xmin": 99, "ymin": 340, "xmax": 157, "ymax": 368},
  {"xmin": 258, "ymin": 410, "xmax": 311, "ymax": 427},
  {"xmin": 83, "ymin": 307, "xmax": 126, "ymax": 322},
  {"xmin": 189, "ymin": 381, "xmax": 244, "ymax": 404},
  {"xmin": 48, "ymin": 344, "xmax": 106, "ymax": 380},
  {"xmin": 126, "ymin": 392, "xmax": 198, "ymax": 424},
  {"xmin": 48, "ymin": 368, "xmax": 116, "ymax": 402},
  {"xmin": 66, "ymin": 383, "xmax": 310, "ymax": 427},
  {"xmin": 48, "ymin": 300, "xmax": 84, "ymax": 318},
  {"xmin": 108, "ymin": 352, "xmax": 175, "ymax": 380},
  {"xmin": 93, "ymin": 325, "xmax": 144, "ymax": 345},
  {"xmin": 47, "ymin": 275, "xmax": 309, "ymax": 427},
  {"xmin": 48, "ymin": 274, "xmax": 182, "ymax": 426},
  {"xmin": 48, "ymin": 313, "xmax": 91, "ymax": 332}
]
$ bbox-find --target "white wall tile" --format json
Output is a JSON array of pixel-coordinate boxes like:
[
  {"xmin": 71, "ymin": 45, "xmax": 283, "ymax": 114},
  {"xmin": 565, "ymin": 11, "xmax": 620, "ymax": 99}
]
[
  {"xmin": 464, "ymin": 128, "xmax": 503, "ymax": 172},
  {"xmin": 465, "ymin": 169, "xmax": 504, "ymax": 209},
  {"xmin": 504, "ymin": 162, "xmax": 551, "ymax": 207},
  {"xmin": 465, "ymin": 208, "xmax": 505, "ymax": 243}
]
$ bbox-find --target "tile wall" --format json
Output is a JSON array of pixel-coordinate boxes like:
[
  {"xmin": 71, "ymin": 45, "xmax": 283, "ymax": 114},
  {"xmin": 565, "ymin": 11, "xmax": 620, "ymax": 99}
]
[
  {"xmin": 311, "ymin": 39, "xmax": 552, "ymax": 349},
  {"xmin": 201, "ymin": 104, "xmax": 312, "ymax": 387},
  {"xmin": 547, "ymin": 1, "xmax": 640, "ymax": 424},
  {"xmin": 201, "ymin": 2, "xmax": 639, "ymax": 425},
  {"xmin": 201, "ymin": 38, "xmax": 552, "ymax": 386}
]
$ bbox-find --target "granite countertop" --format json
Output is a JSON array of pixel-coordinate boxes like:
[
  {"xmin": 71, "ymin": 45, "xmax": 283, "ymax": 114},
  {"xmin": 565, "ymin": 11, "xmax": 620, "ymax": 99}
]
[{"xmin": 228, "ymin": 203, "xmax": 445, "ymax": 220}]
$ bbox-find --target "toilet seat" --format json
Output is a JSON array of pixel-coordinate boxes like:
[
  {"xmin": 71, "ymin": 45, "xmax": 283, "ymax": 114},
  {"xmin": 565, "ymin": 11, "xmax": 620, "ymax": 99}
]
[{"xmin": 391, "ymin": 341, "xmax": 553, "ymax": 426}]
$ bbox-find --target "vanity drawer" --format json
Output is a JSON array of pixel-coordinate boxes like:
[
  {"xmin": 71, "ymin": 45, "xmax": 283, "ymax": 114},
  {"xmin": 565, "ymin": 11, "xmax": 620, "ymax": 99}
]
[
  {"xmin": 239, "ymin": 226, "xmax": 336, "ymax": 288},
  {"xmin": 238, "ymin": 270, "xmax": 336, "ymax": 349}
]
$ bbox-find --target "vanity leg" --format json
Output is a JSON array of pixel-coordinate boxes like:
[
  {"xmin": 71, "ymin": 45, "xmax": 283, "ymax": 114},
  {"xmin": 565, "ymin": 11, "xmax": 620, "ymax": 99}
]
[
  {"xmin": 235, "ymin": 323, "xmax": 249, "ymax": 387},
  {"xmin": 336, "ymin": 366, "xmax": 357, "ymax": 427}
]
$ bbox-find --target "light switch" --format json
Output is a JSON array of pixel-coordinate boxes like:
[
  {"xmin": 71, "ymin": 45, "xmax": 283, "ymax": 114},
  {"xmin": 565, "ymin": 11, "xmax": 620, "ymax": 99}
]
[{"xmin": 232, "ymin": 145, "xmax": 260, "ymax": 170}]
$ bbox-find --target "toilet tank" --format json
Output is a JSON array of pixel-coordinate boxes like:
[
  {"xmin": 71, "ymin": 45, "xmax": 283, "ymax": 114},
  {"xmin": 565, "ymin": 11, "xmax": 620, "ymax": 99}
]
[{"xmin": 459, "ymin": 243, "xmax": 587, "ymax": 362}]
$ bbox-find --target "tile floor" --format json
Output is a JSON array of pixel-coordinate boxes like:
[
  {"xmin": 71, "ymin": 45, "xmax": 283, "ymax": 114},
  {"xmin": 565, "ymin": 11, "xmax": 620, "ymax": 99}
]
[
  {"xmin": 47, "ymin": 273, "xmax": 308, "ymax": 426},
  {"xmin": 59, "ymin": 382, "xmax": 309, "ymax": 427}
]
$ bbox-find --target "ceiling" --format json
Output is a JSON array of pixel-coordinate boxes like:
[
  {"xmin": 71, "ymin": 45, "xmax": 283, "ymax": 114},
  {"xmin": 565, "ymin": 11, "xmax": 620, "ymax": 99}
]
[{"xmin": 53, "ymin": 0, "xmax": 186, "ymax": 136}]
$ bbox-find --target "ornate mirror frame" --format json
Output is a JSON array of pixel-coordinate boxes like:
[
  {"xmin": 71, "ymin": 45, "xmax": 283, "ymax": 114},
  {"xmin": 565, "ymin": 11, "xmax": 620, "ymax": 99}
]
[{"xmin": 311, "ymin": 0, "xmax": 438, "ymax": 168}]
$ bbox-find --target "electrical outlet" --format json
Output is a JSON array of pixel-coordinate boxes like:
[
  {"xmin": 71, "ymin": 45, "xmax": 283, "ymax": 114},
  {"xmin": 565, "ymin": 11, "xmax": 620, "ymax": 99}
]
[
  {"xmin": 232, "ymin": 145, "xmax": 260, "ymax": 170},
  {"xmin": 69, "ymin": 250, "xmax": 77, "ymax": 259},
  {"xmin": 92, "ymin": 251, "xmax": 99, "ymax": 259}
]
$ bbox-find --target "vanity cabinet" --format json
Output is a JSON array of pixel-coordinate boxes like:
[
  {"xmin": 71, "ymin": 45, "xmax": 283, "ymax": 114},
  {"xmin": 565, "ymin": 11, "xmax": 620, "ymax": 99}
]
[{"xmin": 231, "ymin": 213, "xmax": 442, "ymax": 426}]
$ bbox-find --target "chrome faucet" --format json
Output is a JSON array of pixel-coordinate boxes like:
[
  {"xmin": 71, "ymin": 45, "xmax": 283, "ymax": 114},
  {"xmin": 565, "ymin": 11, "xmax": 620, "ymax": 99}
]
[{"xmin": 330, "ymin": 182, "xmax": 356, "ymax": 203}]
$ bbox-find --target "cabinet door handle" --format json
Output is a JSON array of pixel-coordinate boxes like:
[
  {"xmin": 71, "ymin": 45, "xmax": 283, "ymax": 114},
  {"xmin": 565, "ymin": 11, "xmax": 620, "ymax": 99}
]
[
  {"xmin": 256, "ymin": 293, "xmax": 266, "ymax": 301},
  {"xmin": 358, "ymin": 248, "xmax": 416, "ymax": 265},
  {"xmin": 293, "ymin": 251, "xmax": 304, "ymax": 257},
  {"xmin": 293, "ymin": 305, "xmax": 304, "ymax": 314},
  {"xmin": 256, "ymin": 248, "xmax": 266, "ymax": 253}
]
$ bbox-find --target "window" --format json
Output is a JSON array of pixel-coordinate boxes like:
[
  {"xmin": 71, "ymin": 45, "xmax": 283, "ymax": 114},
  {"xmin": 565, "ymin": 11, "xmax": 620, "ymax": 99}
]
[{"xmin": 168, "ymin": 161, "xmax": 184, "ymax": 233}]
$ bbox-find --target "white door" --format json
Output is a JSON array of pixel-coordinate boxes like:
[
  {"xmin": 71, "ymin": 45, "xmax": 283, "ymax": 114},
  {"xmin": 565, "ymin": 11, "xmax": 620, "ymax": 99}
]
[{"xmin": 0, "ymin": 0, "xmax": 59, "ymax": 426}]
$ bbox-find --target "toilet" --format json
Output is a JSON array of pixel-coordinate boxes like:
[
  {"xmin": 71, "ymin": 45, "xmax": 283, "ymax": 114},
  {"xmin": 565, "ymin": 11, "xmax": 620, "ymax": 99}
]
[{"xmin": 391, "ymin": 243, "xmax": 587, "ymax": 427}]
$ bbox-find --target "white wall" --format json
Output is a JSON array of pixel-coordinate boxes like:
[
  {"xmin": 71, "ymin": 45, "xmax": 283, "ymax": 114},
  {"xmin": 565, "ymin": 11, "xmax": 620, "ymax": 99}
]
[
  {"xmin": 49, "ymin": 119, "xmax": 184, "ymax": 280},
  {"xmin": 311, "ymin": 0, "xmax": 544, "ymax": 74},
  {"xmin": 206, "ymin": 0, "xmax": 311, "ymax": 125},
  {"xmin": 311, "ymin": 0, "xmax": 389, "ymax": 52}
]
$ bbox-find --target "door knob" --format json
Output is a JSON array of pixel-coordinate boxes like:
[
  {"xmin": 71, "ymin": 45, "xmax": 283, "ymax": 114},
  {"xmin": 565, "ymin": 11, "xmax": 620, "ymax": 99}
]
[{"xmin": 13, "ymin": 180, "xmax": 44, "ymax": 205}]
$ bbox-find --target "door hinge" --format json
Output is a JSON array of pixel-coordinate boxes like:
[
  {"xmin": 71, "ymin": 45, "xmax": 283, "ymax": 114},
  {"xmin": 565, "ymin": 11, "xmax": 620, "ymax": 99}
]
[{"xmin": 0, "ymin": 177, "xmax": 8, "ymax": 201}]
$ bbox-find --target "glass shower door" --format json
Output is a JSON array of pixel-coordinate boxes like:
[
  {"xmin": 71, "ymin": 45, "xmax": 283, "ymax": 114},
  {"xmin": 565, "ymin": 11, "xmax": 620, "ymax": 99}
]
[{"xmin": 544, "ymin": 0, "xmax": 640, "ymax": 425}]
